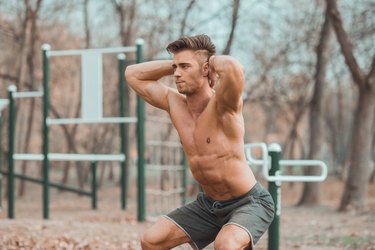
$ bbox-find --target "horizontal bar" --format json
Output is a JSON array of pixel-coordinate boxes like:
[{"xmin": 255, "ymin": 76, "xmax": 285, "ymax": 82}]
[
  {"xmin": 49, "ymin": 153, "xmax": 126, "ymax": 161},
  {"xmin": 13, "ymin": 91, "xmax": 43, "ymax": 99},
  {"xmin": 146, "ymin": 188, "xmax": 185, "ymax": 196},
  {"xmin": 48, "ymin": 181, "xmax": 92, "ymax": 196},
  {"xmin": 14, "ymin": 154, "xmax": 44, "ymax": 161},
  {"xmin": 146, "ymin": 116, "xmax": 172, "ymax": 124},
  {"xmin": 0, "ymin": 170, "xmax": 91, "ymax": 196},
  {"xmin": 279, "ymin": 159, "xmax": 327, "ymax": 166},
  {"xmin": 47, "ymin": 117, "xmax": 137, "ymax": 125},
  {"xmin": 146, "ymin": 164, "xmax": 184, "ymax": 171},
  {"xmin": 265, "ymin": 175, "xmax": 326, "ymax": 182},
  {"xmin": 47, "ymin": 46, "xmax": 137, "ymax": 57},
  {"xmin": 264, "ymin": 159, "xmax": 328, "ymax": 182},
  {"xmin": 146, "ymin": 140, "xmax": 182, "ymax": 148},
  {"xmin": 13, "ymin": 153, "xmax": 125, "ymax": 162}
]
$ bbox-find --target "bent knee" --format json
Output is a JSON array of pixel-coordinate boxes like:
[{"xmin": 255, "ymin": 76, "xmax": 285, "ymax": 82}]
[
  {"xmin": 141, "ymin": 230, "xmax": 164, "ymax": 249},
  {"xmin": 214, "ymin": 237, "xmax": 251, "ymax": 250},
  {"xmin": 214, "ymin": 238, "xmax": 235, "ymax": 250}
]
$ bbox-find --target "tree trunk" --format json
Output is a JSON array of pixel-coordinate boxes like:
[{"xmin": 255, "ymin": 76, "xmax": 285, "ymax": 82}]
[
  {"xmin": 327, "ymin": 0, "xmax": 375, "ymax": 211},
  {"xmin": 339, "ymin": 89, "xmax": 375, "ymax": 210},
  {"xmin": 18, "ymin": 0, "xmax": 43, "ymax": 196},
  {"xmin": 298, "ymin": 2, "xmax": 332, "ymax": 205}
]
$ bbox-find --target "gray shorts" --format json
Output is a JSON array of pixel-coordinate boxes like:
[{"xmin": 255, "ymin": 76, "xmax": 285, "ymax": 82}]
[{"xmin": 164, "ymin": 182, "xmax": 274, "ymax": 250}]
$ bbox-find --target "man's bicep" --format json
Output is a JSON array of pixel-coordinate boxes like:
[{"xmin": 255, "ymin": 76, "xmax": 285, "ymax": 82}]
[{"xmin": 133, "ymin": 80, "xmax": 171, "ymax": 111}]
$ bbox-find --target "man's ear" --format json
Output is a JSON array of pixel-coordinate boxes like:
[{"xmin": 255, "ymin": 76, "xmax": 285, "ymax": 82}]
[{"xmin": 202, "ymin": 61, "xmax": 209, "ymax": 77}]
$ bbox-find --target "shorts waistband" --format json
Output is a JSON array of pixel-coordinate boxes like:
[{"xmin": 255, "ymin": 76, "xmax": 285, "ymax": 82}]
[{"xmin": 203, "ymin": 182, "xmax": 262, "ymax": 209}]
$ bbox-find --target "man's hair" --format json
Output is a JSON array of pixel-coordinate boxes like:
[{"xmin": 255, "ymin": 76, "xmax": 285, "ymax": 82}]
[{"xmin": 166, "ymin": 34, "xmax": 216, "ymax": 57}]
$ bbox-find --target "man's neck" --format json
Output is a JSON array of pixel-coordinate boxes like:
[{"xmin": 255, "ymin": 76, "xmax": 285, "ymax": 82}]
[{"xmin": 186, "ymin": 87, "xmax": 214, "ymax": 121}]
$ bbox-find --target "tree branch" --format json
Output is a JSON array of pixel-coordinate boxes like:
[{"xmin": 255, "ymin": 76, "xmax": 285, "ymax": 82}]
[
  {"xmin": 366, "ymin": 55, "xmax": 375, "ymax": 88},
  {"xmin": 326, "ymin": 0, "xmax": 363, "ymax": 86},
  {"xmin": 179, "ymin": 0, "xmax": 196, "ymax": 37},
  {"xmin": 223, "ymin": 0, "xmax": 240, "ymax": 55}
]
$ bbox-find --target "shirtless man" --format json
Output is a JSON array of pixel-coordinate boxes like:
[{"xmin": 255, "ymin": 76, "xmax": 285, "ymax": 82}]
[{"xmin": 125, "ymin": 34, "xmax": 274, "ymax": 250}]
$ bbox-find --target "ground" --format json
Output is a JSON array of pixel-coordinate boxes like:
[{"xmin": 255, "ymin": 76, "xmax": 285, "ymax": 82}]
[{"xmin": 0, "ymin": 178, "xmax": 374, "ymax": 250}]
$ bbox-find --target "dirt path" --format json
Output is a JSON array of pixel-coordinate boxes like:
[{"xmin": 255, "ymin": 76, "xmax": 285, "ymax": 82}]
[{"xmin": 1, "ymin": 178, "xmax": 374, "ymax": 249}]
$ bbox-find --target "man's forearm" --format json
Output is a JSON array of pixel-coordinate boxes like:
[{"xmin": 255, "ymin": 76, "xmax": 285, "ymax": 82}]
[{"xmin": 125, "ymin": 60, "xmax": 174, "ymax": 82}]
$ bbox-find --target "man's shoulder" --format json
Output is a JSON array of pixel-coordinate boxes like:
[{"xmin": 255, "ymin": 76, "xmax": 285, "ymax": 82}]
[{"xmin": 167, "ymin": 89, "xmax": 186, "ymax": 103}]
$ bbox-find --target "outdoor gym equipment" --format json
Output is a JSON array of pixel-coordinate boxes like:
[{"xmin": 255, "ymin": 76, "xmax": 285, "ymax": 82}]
[
  {"xmin": 144, "ymin": 117, "xmax": 189, "ymax": 220},
  {"xmin": 245, "ymin": 142, "xmax": 328, "ymax": 250},
  {"xmin": 3, "ymin": 40, "xmax": 145, "ymax": 219},
  {"xmin": 0, "ymin": 98, "xmax": 9, "ymax": 211}
]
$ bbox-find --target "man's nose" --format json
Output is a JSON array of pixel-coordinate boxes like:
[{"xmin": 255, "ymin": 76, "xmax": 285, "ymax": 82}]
[{"xmin": 174, "ymin": 68, "xmax": 181, "ymax": 77}]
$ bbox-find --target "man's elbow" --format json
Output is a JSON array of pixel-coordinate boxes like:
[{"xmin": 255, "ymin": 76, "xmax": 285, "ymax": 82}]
[
  {"xmin": 225, "ymin": 58, "xmax": 245, "ymax": 80},
  {"xmin": 125, "ymin": 65, "xmax": 137, "ymax": 86},
  {"xmin": 124, "ymin": 65, "xmax": 133, "ymax": 80}
]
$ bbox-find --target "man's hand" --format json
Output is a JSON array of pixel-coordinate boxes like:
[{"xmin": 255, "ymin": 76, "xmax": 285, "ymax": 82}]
[{"xmin": 208, "ymin": 56, "xmax": 218, "ymax": 88}]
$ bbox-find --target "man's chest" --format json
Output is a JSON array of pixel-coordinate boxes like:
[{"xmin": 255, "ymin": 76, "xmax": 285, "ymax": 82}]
[{"xmin": 171, "ymin": 110, "xmax": 226, "ymax": 154}]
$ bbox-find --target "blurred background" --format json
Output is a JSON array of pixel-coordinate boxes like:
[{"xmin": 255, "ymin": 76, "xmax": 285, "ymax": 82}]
[{"xmin": 0, "ymin": 0, "xmax": 374, "ymax": 249}]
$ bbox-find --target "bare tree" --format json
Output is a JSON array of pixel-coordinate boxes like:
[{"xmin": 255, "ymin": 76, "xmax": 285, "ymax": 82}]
[
  {"xmin": 327, "ymin": 0, "xmax": 375, "ymax": 211},
  {"xmin": 179, "ymin": 0, "xmax": 196, "ymax": 37},
  {"xmin": 18, "ymin": 0, "xmax": 43, "ymax": 196},
  {"xmin": 299, "ymin": 2, "xmax": 332, "ymax": 205},
  {"xmin": 112, "ymin": 0, "xmax": 136, "ymax": 47},
  {"xmin": 223, "ymin": 0, "xmax": 241, "ymax": 55}
]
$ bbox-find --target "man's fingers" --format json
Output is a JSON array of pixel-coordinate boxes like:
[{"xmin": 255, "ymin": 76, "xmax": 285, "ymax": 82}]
[{"xmin": 209, "ymin": 70, "xmax": 217, "ymax": 88}]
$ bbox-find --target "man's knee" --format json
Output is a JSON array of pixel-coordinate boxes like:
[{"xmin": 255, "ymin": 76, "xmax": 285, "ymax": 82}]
[
  {"xmin": 140, "ymin": 230, "xmax": 163, "ymax": 249},
  {"xmin": 214, "ymin": 228, "xmax": 251, "ymax": 250},
  {"xmin": 214, "ymin": 237, "xmax": 248, "ymax": 250}
]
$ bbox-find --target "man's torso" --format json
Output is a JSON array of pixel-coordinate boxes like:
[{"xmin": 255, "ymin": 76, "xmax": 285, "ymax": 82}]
[{"xmin": 168, "ymin": 92, "xmax": 256, "ymax": 200}]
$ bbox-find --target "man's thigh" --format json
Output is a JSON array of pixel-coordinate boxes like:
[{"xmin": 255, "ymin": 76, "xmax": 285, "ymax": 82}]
[{"xmin": 142, "ymin": 216, "xmax": 192, "ymax": 249}]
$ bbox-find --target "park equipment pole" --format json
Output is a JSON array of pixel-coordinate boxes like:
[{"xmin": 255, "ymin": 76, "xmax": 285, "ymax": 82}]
[
  {"xmin": 136, "ymin": 39, "xmax": 145, "ymax": 222},
  {"xmin": 0, "ymin": 98, "xmax": 9, "ymax": 211},
  {"xmin": 7, "ymin": 85, "xmax": 17, "ymax": 218},
  {"xmin": 268, "ymin": 143, "xmax": 282, "ymax": 250},
  {"xmin": 91, "ymin": 161, "xmax": 97, "ymax": 209},
  {"xmin": 118, "ymin": 53, "xmax": 127, "ymax": 209},
  {"xmin": 42, "ymin": 44, "xmax": 50, "ymax": 219}
]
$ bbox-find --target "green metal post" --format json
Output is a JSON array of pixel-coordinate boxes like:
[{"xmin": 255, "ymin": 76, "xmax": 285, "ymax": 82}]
[
  {"xmin": 42, "ymin": 44, "xmax": 50, "ymax": 219},
  {"xmin": 91, "ymin": 161, "xmax": 97, "ymax": 209},
  {"xmin": 268, "ymin": 143, "xmax": 282, "ymax": 250},
  {"xmin": 118, "ymin": 53, "xmax": 127, "ymax": 210},
  {"xmin": 182, "ymin": 151, "xmax": 188, "ymax": 205},
  {"xmin": 136, "ymin": 39, "xmax": 145, "ymax": 222},
  {"xmin": 7, "ymin": 85, "xmax": 17, "ymax": 218}
]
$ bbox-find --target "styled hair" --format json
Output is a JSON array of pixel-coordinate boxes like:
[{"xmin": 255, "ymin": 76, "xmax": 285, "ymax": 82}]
[{"xmin": 166, "ymin": 34, "xmax": 216, "ymax": 57}]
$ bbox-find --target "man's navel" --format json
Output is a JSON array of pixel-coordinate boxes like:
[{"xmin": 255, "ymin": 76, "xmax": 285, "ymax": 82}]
[{"xmin": 206, "ymin": 137, "xmax": 211, "ymax": 144}]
